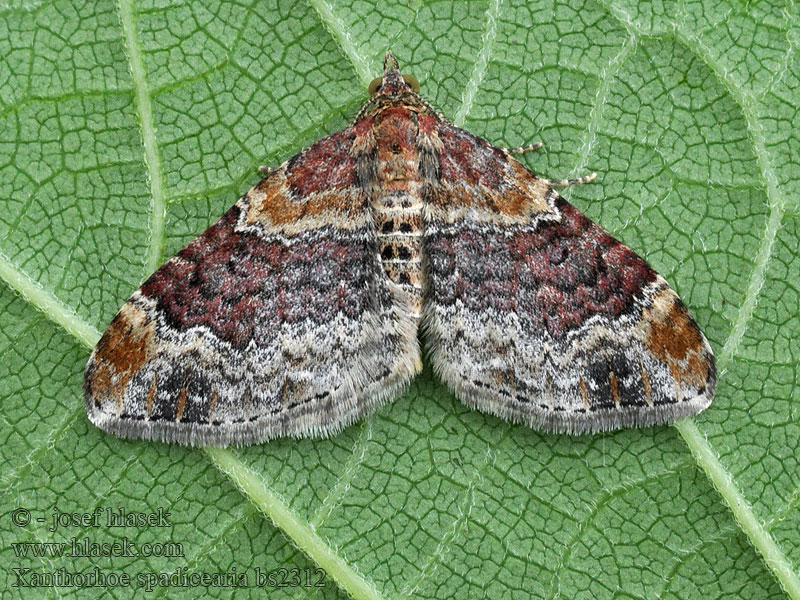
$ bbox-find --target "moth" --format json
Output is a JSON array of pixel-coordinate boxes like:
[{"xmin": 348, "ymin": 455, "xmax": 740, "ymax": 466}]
[{"xmin": 84, "ymin": 52, "xmax": 716, "ymax": 446}]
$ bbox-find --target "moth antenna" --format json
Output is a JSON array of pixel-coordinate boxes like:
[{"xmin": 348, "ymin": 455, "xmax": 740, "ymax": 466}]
[
  {"xmin": 540, "ymin": 172, "xmax": 597, "ymax": 186},
  {"xmin": 505, "ymin": 142, "xmax": 543, "ymax": 154}
]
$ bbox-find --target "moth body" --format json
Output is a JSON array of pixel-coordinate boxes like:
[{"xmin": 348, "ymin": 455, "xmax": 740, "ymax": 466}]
[{"xmin": 370, "ymin": 108, "xmax": 426, "ymax": 319}]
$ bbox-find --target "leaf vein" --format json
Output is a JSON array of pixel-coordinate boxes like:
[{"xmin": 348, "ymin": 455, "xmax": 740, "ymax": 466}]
[
  {"xmin": 0, "ymin": 251, "xmax": 100, "ymax": 349},
  {"xmin": 676, "ymin": 419, "xmax": 800, "ymax": 598},
  {"xmin": 669, "ymin": 26, "xmax": 788, "ymax": 369},
  {"xmin": 655, "ymin": 524, "xmax": 741, "ymax": 599},
  {"xmin": 151, "ymin": 504, "xmax": 259, "ymax": 600},
  {"xmin": 570, "ymin": 34, "xmax": 637, "ymax": 180},
  {"xmin": 397, "ymin": 441, "xmax": 514, "ymax": 598},
  {"xmin": 545, "ymin": 464, "xmax": 692, "ymax": 600},
  {"xmin": 166, "ymin": 94, "xmax": 362, "ymax": 205},
  {"xmin": 117, "ymin": 0, "xmax": 167, "ymax": 275},
  {"xmin": 593, "ymin": 4, "xmax": 797, "ymax": 596},
  {"xmin": 207, "ymin": 447, "xmax": 386, "ymax": 600},
  {"xmin": 306, "ymin": 0, "xmax": 374, "ymax": 87},
  {"xmin": 453, "ymin": 0, "xmax": 503, "ymax": 127},
  {"xmin": 311, "ymin": 417, "xmax": 374, "ymax": 528}
]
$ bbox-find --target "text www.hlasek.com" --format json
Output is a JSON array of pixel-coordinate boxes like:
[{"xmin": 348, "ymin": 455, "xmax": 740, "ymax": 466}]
[{"xmin": 12, "ymin": 537, "xmax": 184, "ymax": 558}]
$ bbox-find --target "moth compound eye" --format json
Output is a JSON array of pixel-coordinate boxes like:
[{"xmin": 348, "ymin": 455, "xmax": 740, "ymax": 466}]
[
  {"xmin": 368, "ymin": 77, "xmax": 383, "ymax": 96},
  {"xmin": 402, "ymin": 74, "xmax": 420, "ymax": 92}
]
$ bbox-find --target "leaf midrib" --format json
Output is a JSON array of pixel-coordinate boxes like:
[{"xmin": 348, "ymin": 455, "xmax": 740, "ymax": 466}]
[{"xmin": 0, "ymin": 1, "xmax": 797, "ymax": 598}]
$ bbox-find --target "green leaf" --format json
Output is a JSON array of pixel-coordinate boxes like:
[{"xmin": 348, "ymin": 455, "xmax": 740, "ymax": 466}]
[{"xmin": 1, "ymin": 0, "xmax": 798, "ymax": 598}]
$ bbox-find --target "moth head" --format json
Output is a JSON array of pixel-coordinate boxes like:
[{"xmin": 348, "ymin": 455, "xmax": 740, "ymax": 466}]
[{"xmin": 367, "ymin": 51, "xmax": 420, "ymax": 97}]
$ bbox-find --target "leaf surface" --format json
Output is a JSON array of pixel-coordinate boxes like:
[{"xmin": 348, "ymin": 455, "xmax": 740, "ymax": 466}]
[{"xmin": 1, "ymin": 0, "xmax": 799, "ymax": 598}]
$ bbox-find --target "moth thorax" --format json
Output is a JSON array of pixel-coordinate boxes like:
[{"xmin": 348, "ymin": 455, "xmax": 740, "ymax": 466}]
[{"xmin": 371, "ymin": 188, "xmax": 425, "ymax": 318}]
